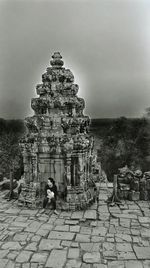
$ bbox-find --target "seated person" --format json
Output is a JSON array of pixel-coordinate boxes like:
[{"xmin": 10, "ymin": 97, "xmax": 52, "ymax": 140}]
[{"xmin": 43, "ymin": 177, "xmax": 58, "ymax": 215}]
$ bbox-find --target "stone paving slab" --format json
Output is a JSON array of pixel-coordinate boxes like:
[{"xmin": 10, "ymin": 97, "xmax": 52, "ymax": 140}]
[
  {"xmin": 48, "ymin": 231, "xmax": 75, "ymax": 240},
  {"xmin": 45, "ymin": 250, "xmax": 67, "ymax": 268},
  {"xmin": 39, "ymin": 239, "xmax": 61, "ymax": 251},
  {"xmin": 133, "ymin": 246, "xmax": 150, "ymax": 259},
  {"xmin": 0, "ymin": 186, "xmax": 150, "ymax": 267},
  {"xmin": 84, "ymin": 210, "xmax": 97, "ymax": 220}
]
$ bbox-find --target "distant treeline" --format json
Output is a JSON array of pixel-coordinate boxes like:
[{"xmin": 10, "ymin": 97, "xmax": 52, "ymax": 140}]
[
  {"xmin": 0, "ymin": 117, "xmax": 150, "ymax": 181},
  {"xmin": 90, "ymin": 117, "xmax": 150, "ymax": 180},
  {"xmin": 0, "ymin": 118, "xmax": 25, "ymax": 135},
  {"xmin": 0, "ymin": 118, "xmax": 25, "ymax": 179}
]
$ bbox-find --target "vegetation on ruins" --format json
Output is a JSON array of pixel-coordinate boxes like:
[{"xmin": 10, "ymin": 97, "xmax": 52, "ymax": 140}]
[{"xmin": 0, "ymin": 119, "xmax": 25, "ymax": 198}]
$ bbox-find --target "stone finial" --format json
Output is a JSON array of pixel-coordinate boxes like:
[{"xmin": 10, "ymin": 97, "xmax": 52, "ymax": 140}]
[{"xmin": 50, "ymin": 52, "xmax": 64, "ymax": 68}]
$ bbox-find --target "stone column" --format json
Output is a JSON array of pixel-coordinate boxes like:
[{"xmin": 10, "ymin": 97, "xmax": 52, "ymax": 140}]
[
  {"xmin": 85, "ymin": 152, "xmax": 89, "ymax": 180},
  {"xmin": 31, "ymin": 142, "xmax": 38, "ymax": 182},
  {"xmin": 22, "ymin": 145, "xmax": 31, "ymax": 184},
  {"xmin": 87, "ymin": 155, "xmax": 89, "ymax": 180},
  {"xmin": 78, "ymin": 153, "xmax": 84, "ymax": 187},
  {"xmin": 31, "ymin": 154, "xmax": 36, "ymax": 182},
  {"xmin": 66, "ymin": 154, "xmax": 71, "ymax": 187}
]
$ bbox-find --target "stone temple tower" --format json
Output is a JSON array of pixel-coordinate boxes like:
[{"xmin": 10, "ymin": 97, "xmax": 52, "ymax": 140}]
[{"xmin": 19, "ymin": 52, "xmax": 96, "ymax": 210}]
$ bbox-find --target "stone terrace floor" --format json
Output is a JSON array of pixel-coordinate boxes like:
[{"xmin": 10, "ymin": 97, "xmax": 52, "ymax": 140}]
[{"xmin": 0, "ymin": 183, "xmax": 150, "ymax": 268}]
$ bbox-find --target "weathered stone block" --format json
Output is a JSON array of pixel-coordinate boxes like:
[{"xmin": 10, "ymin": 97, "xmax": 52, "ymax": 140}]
[{"xmin": 129, "ymin": 191, "xmax": 140, "ymax": 201}]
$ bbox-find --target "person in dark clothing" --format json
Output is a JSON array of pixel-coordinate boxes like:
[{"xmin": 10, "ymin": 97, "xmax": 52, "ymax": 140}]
[{"xmin": 43, "ymin": 178, "xmax": 58, "ymax": 215}]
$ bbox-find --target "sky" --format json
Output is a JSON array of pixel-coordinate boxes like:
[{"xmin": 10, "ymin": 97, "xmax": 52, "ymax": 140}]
[{"xmin": 0, "ymin": 0, "xmax": 150, "ymax": 119}]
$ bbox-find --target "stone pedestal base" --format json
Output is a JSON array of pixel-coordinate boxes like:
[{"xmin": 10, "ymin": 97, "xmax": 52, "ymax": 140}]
[
  {"xmin": 18, "ymin": 183, "xmax": 97, "ymax": 211},
  {"xmin": 66, "ymin": 186, "xmax": 97, "ymax": 211}
]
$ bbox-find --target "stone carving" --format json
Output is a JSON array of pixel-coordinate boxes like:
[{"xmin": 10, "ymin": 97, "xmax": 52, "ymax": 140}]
[
  {"xmin": 25, "ymin": 117, "xmax": 39, "ymax": 134},
  {"xmin": 36, "ymin": 84, "xmax": 46, "ymax": 95},
  {"xmin": 19, "ymin": 52, "xmax": 97, "ymax": 210}
]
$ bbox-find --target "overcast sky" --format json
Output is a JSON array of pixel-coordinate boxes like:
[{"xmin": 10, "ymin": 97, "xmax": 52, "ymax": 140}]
[{"xmin": 0, "ymin": 0, "xmax": 150, "ymax": 119}]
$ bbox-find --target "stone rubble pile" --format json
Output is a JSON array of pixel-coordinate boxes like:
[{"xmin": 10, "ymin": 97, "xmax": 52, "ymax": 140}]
[{"xmin": 117, "ymin": 167, "xmax": 150, "ymax": 201}]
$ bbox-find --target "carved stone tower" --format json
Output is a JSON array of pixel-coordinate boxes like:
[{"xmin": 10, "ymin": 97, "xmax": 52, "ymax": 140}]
[{"xmin": 20, "ymin": 52, "xmax": 96, "ymax": 210}]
